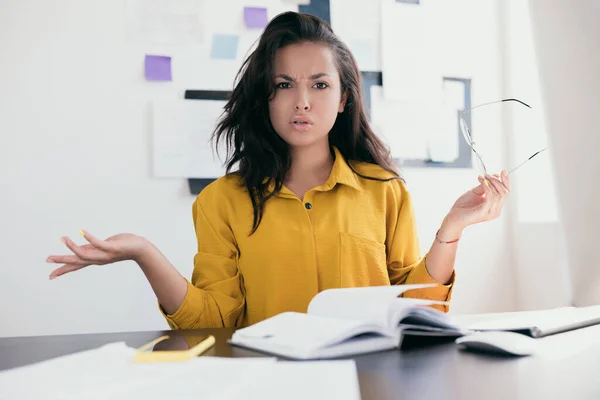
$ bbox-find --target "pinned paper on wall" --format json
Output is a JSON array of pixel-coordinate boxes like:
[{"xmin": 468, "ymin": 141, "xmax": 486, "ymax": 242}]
[
  {"xmin": 380, "ymin": 0, "xmax": 442, "ymax": 102},
  {"xmin": 244, "ymin": 7, "xmax": 268, "ymax": 29},
  {"xmin": 442, "ymin": 79, "xmax": 466, "ymax": 111},
  {"xmin": 369, "ymin": 86, "xmax": 429, "ymax": 160},
  {"xmin": 144, "ymin": 55, "xmax": 172, "ymax": 81},
  {"xmin": 152, "ymin": 99, "xmax": 228, "ymax": 178},
  {"xmin": 426, "ymin": 107, "xmax": 460, "ymax": 162},
  {"xmin": 126, "ymin": 0, "xmax": 204, "ymax": 45},
  {"xmin": 210, "ymin": 34, "xmax": 239, "ymax": 60},
  {"xmin": 349, "ymin": 39, "xmax": 376, "ymax": 71},
  {"xmin": 282, "ymin": 0, "xmax": 311, "ymax": 4},
  {"xmin": 369, "ymin": 84, "xmax": 459, "ymax": 162},
  {"xmin": 423, "ymin": 79, "xmax": 465, "ymax": 162}
]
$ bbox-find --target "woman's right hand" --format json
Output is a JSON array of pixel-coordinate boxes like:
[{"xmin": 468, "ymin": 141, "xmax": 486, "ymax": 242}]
[{"xmin": 46, "ymin": 230, "xmax": 149, "ymax": 279}]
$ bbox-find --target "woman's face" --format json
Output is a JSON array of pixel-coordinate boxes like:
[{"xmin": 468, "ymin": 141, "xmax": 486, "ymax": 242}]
[{"xmin": 268, "ymin": 42, "xmax": 346, "ymax": 150}]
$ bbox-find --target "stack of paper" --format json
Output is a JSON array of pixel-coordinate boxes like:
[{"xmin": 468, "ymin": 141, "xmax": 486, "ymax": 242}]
[{"xmin": 0, "ymin": 342, "xmax": 360, "ymax": 399}]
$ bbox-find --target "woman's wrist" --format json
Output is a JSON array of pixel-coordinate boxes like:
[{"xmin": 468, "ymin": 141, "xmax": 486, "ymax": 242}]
[
  {"xmin": 132, "ymin": 237, "xmax": 158, "ymax": 266},
  {"xmin": 437, "ymin": 215, "xmax": 465, "ymax": 242}
]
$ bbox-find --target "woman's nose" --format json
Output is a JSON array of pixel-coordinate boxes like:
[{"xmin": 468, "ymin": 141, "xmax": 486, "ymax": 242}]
[{"xmin": 295, "ymin": 92, "xmax": 311, "ymax": 111}]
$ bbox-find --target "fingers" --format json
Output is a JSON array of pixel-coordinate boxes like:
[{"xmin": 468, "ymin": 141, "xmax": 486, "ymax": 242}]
[
  {"xmin": 61, "ymin": 235, "xmax": 109, "ymax": 264},
  {"xmin": 501, "ymin": 169, "xmax": 511, "ymax": 191},
  {"xmin": 478, "ymin": 176, "xmax": 494, "ymax": 215},
  {"xmin": 61, "ymin": 236, "xmax": 91, "ymax": 261},
  {"xmin": 46, "ymin": 255, "xmax": 87, "ymax": 265},
  {"xmin": 49, "ymin": 263, "xmax": 88, "ymax": 280},
  {"xmin": 472, "ymin": 176, "xmax": 486, "ymax": 196},
  {"xmin": 484, "ymin": 174, "xmax": 505, "ymax": 197},
  {"xmin": 484, "ymin": 171, "xmax": 511, "ymax": 218},
  {"xmin": 80, "ymin": 229, "xmax": 114, "ymax": 252},
  {"xmin": 48, "ymin": 230, "xmax": 112, "ymax": 280}
]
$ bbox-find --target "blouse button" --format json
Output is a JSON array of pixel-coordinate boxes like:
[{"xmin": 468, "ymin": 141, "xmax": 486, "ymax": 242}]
[{"xmin": 305, "ymin": 202, "xmax": 312, "ymax": 210}]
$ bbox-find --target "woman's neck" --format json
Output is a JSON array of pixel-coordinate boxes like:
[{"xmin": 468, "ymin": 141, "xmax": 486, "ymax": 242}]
[{"xmin": 284, "ymin": 142, "xmax": 334, "ymax": 198}]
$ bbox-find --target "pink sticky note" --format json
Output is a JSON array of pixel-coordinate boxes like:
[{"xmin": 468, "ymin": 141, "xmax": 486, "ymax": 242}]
[
  {"xmin": 144, "ymin": 55, "xmax": 172, "ymax": 81},
  {"xmin": 244, "ymin": 7, "xmax": 268, "ymax": 29}
]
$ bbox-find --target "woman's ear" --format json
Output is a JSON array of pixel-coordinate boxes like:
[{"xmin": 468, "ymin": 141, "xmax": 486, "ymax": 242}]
[{"xmin": 339, "ymin": 92, "xmax": 349, "ymax": 113}]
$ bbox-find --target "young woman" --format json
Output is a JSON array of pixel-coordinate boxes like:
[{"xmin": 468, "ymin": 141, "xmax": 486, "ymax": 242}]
[{"xmin": 46, "ymin": 12, "xmax": 510, "ymax": 329}]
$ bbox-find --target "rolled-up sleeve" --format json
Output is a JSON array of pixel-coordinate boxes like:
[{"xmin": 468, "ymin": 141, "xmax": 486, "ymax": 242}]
[
  {"xmin": 160, "ymin": 196, "xmax": 245, "ymax": 329},
  {"xmin": 386, "ymin": 181, "xmax": 455, "ymax": 312}
]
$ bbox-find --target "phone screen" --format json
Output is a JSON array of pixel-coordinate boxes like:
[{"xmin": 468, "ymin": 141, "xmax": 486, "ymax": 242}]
[{"xmin": 150, "ymin": 335, "xmax": 211, "ymax": 352}]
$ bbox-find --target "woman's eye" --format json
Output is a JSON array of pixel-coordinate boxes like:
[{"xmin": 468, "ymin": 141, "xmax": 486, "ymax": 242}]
[
  {"xmin": 276, "ymin": 82, "xmax": 291, "ymax": 89},
  {"xmin": 314, "ymin": 82, "xmax": 329, "ymax": 89}
]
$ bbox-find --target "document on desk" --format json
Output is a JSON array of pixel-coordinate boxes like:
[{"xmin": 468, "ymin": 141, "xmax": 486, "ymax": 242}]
[
  {"xmin": 0, "ymin": 342, "xmax": 360, "ymax": 400},
  {"xmin": 451, "ymin": 305, "xmax": 600, "ymax": 338}
]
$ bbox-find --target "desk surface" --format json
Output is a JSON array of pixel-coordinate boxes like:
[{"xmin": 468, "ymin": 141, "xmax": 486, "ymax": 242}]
[{"xmin": 2, "ymin": 327, "xmax": 600, "ymax": 400}]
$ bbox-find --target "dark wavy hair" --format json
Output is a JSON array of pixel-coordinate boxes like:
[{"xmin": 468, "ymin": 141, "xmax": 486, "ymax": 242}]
[{"xmin": 213, "ymin": 11, "xmax": 399, "ymax": 234}]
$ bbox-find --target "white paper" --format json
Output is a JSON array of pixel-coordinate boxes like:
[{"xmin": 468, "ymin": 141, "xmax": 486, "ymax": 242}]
[
  {"xmin": 0, "ymin": 342, "xmax": 360, "ymax": 400},
  {"xmin": 463, "ymin": 305, "xmax": 600, "ymax": 333},
  {"xmin": 152, "ymin": 99, "xmax": 229, "ymax": 178},
  {"xmin": 348, "ymin": 38, "xmax": 377, "ymax": 71},
  {"xmin": 380, "ymin": 0, "xmax": 442, "ymax": 102},
  {"xmin": 443, "ymin": 79, "xmax": 466, "ymax": 111},
  {"xmin": 251, "ymin": 361, "xmax": 361, "ymax": 400},
  {"xmin": 233, "ymin": 312, "xmax": 372, "ymax": 350},
  {"xmin": 370, "ymin": 85, "xmax": 430, "ymax": 160},
  {"xmin": 281, "ymin": 0, "xmax": 311, "ymax": 5},
  {"xmin": 330, "ymin": 0, "xmax": 382, "ymax": 71},
  {"xmin": 427, "ymin": 106, "xmax": 459, "ymax": 162},
  {"xmin": 126, "ymin": 0, "xmax": 204, "ymax": 45}
]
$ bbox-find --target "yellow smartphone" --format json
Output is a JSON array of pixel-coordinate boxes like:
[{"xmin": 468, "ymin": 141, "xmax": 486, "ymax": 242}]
[{"xmin": 133, "ymin": 334, "xmax": 216, "ymax": 363}]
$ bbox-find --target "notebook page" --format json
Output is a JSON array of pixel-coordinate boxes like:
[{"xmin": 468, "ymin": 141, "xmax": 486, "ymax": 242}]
[
  {"xmin": 307, "ymin": 284, "xmax": 437, "ymax": 330},
  {"xmin": 231, "ymin": 312, "xmax": 384, "ymax": 350}
]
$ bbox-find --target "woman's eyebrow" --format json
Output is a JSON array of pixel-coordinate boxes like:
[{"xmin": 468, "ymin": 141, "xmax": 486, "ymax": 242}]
[{"xmin": 274, "ymin": 72, "xmax": 331, "ymax": 81}]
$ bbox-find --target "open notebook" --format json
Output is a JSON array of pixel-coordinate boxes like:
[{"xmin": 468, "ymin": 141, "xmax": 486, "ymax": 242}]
[{"xmin": 228, "ymin": 284, "xmax": 466, "ymax": 360}]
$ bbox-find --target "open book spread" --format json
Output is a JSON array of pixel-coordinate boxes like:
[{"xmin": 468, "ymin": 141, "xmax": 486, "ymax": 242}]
[{"xmin": 228, "ymin": 284, "xmax": 466, "ymax": 360}]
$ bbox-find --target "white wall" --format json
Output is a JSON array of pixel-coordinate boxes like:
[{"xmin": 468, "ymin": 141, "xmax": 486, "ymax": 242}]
[{"xmin": 0, "ymin": 0, "xmax": 514, "ymax": 338}]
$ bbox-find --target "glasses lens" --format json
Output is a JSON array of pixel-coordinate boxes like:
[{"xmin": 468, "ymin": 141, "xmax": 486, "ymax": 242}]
[{"xmin": 459, "ymin": 118, "xmax": 473, "ymax": 146}]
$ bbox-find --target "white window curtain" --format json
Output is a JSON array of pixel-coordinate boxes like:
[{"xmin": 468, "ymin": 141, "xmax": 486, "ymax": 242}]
[{"xmin": 523, "ymin": 0, "xmax": 600, "ymax": 307}]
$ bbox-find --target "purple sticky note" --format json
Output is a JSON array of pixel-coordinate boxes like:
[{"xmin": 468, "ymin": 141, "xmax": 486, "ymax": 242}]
[
  {"xmin": 244, "ymin": 7, "xmax": 268, "ymax": 29},
  {"xmin": 144, "ymin": 55, "xmax": 172, "ymax": 81}
]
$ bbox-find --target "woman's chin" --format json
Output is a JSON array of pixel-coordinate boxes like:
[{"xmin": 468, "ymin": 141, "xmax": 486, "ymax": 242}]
[{"xmin": 281, "ymin": 133, "xmax": 328, "ymax": 149}]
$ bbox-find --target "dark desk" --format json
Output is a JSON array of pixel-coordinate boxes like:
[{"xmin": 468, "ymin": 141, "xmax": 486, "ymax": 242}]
[{"xmin": 1, "ymin": 327, "xmax": 599, "ymax": 399}]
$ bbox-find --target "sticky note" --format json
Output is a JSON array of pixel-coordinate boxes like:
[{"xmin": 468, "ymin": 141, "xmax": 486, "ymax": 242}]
[
  {"xmin": 210, "ymin": 34, "xmax": 239, "ymax": 60},
  {"xmin": 144, "ymin": 55, "xmax": 172, "ymax": 81},
  {"xmin": 244, "ymin": 7, "xmax": 268, "ymax": 29}
]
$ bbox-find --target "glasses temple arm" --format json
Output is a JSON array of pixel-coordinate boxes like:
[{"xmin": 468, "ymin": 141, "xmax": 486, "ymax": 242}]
[{"xmin": 508, "ymin": 148, "xmax": 547, "ymax": 174}]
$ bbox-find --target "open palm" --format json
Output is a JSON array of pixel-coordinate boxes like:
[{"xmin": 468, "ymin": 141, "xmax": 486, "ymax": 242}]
[{"xmin": 46, "ymin": 231, "xmax": 147, "ymax": 279}]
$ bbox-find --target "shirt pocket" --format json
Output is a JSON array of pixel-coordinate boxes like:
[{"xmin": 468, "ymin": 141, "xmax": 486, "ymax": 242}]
[{"xmin": 339, "ymin": 232, "xmax": 390, "ymax": 287}]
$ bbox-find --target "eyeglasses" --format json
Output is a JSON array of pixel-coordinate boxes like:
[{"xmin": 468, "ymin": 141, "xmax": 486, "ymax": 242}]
[{"xmin": 459, "ymin": 98, "xmax": 547, "ymax": 175}]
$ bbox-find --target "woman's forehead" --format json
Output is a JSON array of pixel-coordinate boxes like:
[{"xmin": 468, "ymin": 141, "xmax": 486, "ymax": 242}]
[{"xmin": 273, "ymin": 42, "xmax": 339, "ymax": 76}]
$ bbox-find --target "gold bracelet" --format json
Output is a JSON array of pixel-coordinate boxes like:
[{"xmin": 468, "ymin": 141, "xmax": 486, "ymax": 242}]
[{"xmin": 435, "ymin": 229, "xmax": 461, "ymax": 244}]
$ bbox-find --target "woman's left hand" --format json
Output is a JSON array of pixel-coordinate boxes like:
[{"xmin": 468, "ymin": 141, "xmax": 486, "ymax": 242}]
[{"xmin": 443, "ymin": 170, "xmax": 511, "ymax": 233}]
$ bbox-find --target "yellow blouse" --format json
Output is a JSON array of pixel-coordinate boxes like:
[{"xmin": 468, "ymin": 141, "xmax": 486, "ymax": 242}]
[{"xmin": 162, "ymin": 147, "xmax": 455, "ymax": 329}]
